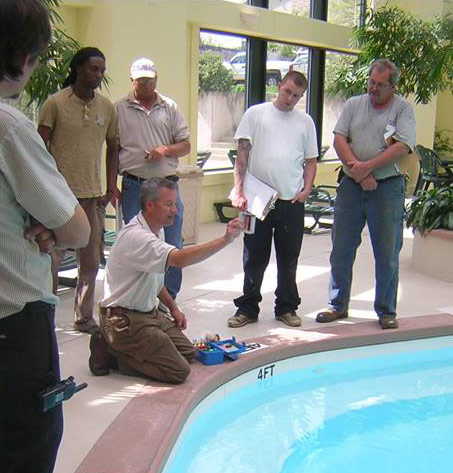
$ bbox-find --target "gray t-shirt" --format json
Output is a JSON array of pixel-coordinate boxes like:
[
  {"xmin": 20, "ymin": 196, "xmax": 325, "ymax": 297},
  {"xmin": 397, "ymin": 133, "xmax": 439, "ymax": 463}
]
[{"xmin": 334, "ymin": 94, "xmax": 416, "ymax": 180}]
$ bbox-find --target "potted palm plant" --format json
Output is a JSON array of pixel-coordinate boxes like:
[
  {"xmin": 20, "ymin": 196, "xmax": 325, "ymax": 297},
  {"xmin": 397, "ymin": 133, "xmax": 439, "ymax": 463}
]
[{"xmin": 406, "ymin": 185, "xmax": 453, "ymax": 282}]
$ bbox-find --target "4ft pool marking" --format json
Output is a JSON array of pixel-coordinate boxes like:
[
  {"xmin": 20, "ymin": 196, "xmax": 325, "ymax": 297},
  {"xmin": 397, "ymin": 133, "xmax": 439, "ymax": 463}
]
[{"xmin": 257, "ymin": 364, "xmax": 275, "ymax": 380}]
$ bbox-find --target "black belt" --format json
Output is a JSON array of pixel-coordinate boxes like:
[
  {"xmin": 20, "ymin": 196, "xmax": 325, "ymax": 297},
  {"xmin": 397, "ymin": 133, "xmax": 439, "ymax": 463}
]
[{"xmin": 123, "ymin": 172, "xmax": 178, "ymax": 183}]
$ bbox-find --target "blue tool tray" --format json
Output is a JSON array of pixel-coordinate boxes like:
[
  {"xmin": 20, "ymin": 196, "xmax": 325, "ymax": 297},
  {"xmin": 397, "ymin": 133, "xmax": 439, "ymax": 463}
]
[
  {"xmin": 195, "ymin": 337, "xmax": 246, "ymax": 365},
  {"xmin": 211, "ymin": 337, "xmax": 246, "ymax": 361},
  {"xmin": 195, "ymin": 344, "xmax": 224, "ymax": 365}
]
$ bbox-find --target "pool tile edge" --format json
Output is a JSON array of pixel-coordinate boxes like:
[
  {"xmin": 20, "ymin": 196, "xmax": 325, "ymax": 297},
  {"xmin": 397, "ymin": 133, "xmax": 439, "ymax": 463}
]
[{"xmin": 74, "ymin": 313, "xmax": 453, "ymax": 473}]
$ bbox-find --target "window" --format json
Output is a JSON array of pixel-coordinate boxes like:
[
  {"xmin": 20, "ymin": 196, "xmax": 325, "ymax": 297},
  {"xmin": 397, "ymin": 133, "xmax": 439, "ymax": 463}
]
[
  {"xmin": 198, "ymin": 31, "xmax": 246, "ymax": 171},
  {"xmin": 328, "ymin": 0, "xmax": 365, "ymax": 27},
  {"xmin": 321, "ymin": 51, "xmax": 357, "ymax": 160},
  {"xmin": 265, "ymin": 41, "xmax": 309, "ymax": 113},
  {"xmin": 268, "ymin": 0, "xmax": 310, "ymax": 18}
]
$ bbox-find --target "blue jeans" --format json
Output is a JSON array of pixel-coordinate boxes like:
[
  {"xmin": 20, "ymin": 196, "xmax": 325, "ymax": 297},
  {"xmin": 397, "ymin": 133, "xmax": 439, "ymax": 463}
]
[
  {"xmin": 234, "ymin": 200, "xmax": 305, "ymax": 319},
  {"xmin": 328, "ymin": 175, "xmax": 405, "ymax": 318},
  {"xmin": 0, "ymin": 301, "xmax": 63, "ymax": 473},
  {"xmin": 121, "ymin": 175, "xmax": 184, "ymax": 299}
]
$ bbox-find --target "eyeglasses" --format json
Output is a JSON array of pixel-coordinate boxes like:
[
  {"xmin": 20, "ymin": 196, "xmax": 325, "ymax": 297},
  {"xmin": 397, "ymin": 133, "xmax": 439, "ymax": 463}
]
[{"xmin": 367, "ymin": 79, "xmax": 392, "ymax": 90}]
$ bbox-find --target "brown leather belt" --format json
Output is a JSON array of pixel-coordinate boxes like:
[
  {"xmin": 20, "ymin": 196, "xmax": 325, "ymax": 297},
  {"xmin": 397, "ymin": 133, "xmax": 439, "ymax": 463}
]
[
  {"xmin": 100, "ymin": 306, "xmax": 156, "ymax": 316},
  {"xmin": 123, "ymin": 172, "xmax": 179, "ymax": 183}
]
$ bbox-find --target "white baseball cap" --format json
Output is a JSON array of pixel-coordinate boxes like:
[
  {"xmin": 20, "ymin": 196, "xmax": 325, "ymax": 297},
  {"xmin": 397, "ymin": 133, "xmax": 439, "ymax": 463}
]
[{"xmin": 130, "ymin": 58, "xmax": 157, "ymax": 79}]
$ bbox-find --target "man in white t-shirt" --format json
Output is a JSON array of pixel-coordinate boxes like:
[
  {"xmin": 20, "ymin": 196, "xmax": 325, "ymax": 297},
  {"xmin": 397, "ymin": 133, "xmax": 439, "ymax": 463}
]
[
  {"xmin": 229, "ymin": 71, "xmax": 318, "ymax": 328},
  {"xmin": 89, "ymin": 177, "xmax": 242, "ymax": 384}
]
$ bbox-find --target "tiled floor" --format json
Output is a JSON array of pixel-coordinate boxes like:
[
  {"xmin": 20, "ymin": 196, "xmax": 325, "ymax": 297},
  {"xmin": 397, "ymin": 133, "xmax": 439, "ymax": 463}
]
[{"xmin": 54, "ymin": 221, "xmax": 453, "ymax": 473}]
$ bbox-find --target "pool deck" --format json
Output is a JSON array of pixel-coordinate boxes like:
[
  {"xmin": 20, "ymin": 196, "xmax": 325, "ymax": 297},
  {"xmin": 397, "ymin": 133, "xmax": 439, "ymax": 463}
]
[
  {"xmin": 74, "ymin": 313, "xmax": 453, "ymax": 473},
  {"xmin": 54, "ymin": 222, "xmax": 453, "ymax": 473}
]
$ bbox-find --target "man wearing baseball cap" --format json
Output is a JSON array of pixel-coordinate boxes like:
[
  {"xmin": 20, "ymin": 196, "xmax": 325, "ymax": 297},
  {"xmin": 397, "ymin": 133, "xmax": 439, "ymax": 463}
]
[{"xmin": 115, "ymin": 58, "xmax": 190, "ymax": 301}]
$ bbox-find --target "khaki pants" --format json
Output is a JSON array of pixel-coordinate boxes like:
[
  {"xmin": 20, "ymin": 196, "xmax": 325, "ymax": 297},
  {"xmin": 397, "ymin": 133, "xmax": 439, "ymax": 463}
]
[
  {"xmin": 100, "ymin": 308, "xmax": 195, "ymax": 384},
  {"xmin": 52, "ymin": 198, "xmax": 105, "ymax": 325}
]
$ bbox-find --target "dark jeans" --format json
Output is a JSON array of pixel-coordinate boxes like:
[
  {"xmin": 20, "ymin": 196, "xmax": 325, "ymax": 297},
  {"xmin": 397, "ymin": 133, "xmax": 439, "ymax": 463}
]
[
  {"xmin": 234, "ymin": 199, "xmax": 305, "ymax": 319},
  {"xmin": 0, "ymin": 302, "xmax": 63, "ymax": 473}
]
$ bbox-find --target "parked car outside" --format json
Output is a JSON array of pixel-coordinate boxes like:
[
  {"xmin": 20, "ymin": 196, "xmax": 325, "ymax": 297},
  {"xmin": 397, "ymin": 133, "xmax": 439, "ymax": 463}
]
[
  {"xmin": 289, "ymin": 49, "xmax": 309, "ymax": 74},
  {"xmin": 223, "ymin": 51, "xmax": 293, "ymax": 86}
]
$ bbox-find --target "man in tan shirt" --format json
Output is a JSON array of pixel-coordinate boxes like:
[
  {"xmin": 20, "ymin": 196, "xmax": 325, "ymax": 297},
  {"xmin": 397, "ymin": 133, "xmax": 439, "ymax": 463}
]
[{"xmin": 38, "ymin": 47, "xmax": 118, "ymax": 334}]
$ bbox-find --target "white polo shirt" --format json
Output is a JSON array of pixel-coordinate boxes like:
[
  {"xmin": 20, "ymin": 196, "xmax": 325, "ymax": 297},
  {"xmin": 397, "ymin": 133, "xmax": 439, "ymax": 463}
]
[{"xmin": 101, "ymin": 212, "xmax": 175, "ymax": 312}]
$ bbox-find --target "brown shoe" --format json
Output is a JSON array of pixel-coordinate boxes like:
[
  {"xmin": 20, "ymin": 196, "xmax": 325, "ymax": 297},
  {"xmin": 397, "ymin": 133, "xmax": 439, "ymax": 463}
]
[
  {"xmin": 276, "ymin": 312, "xmax": 302, "ymax": 327},
  {"xmin": 379, "ymin": 316, "xmax": 399, "ymax": 329},
  {"xmin": 316, "ymin": 309, "xmax": 348, "ymax": 323},
  {"xmin": 227, "ymin": 313, "xmax": 257, "ymax": 328},
  {"xmin": 89, "ymin": 332, "xmax": 112, "ymax": 376},
  {"xmin": 74, "ymin": 318, "xmax": 100, "ymax": 334}
]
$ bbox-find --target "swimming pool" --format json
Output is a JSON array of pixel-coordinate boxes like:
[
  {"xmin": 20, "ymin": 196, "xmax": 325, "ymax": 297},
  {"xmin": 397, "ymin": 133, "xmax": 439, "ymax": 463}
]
[{"xmin": 162, "ymin": 336, "xmax": 453, "ymax": 473}]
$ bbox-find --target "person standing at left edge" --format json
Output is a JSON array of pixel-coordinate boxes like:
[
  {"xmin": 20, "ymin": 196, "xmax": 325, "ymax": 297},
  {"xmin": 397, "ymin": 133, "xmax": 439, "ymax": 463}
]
[
  {"xmin": 0, "ymin": 1, "xmax": 90, "ymax": 471},
  {"xmin": 115, "ymin": 58, "xmax": 190, "ymax": 301},
  {"xmin": 38, "ymin": 47, "xmax": 119, "ymax": 334}
]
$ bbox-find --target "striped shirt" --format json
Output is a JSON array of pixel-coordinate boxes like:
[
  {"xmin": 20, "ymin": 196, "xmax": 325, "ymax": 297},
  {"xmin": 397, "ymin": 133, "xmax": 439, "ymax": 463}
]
[{"xmin": 0, "ymin": 102, "xmax": 78, "ymax": 319}]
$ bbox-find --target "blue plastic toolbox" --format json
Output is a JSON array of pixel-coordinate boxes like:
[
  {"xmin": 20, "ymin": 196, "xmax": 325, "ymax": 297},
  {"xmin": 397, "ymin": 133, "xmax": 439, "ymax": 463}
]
[
  {"xmin": 194, "ymin": 337, "xmax": 246, "ymax": 365},
  {"xmin": 194, "ymin": 344, "xmax": 224, "ymax": 365},
  {"xmin": 211, "ymin": 337, "xmax": 246, "ymax": 361}
]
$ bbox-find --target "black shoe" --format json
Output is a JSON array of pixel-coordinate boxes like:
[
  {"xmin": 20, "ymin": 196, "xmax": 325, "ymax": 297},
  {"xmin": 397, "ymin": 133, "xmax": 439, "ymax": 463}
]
[{"xmin": 89, "ymin": 332, "xmax": 112, "ymax": 376}]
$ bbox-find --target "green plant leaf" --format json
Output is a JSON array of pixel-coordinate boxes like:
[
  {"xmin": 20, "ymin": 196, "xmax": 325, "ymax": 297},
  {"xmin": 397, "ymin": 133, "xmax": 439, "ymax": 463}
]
[{"xmin": 331, "ymin": 7, "xmax": 453, "ymax": 104}]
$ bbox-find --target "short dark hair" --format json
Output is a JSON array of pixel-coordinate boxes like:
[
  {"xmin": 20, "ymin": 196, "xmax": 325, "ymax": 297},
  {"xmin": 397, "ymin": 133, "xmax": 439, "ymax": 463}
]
[
  {"xmin": 0, "ymin": 0, "xmax": 51, "ymax": 81},
  {"xmin": 369, "ymin": 59, "xmax": 400, "ymax": 86},
  {"xmin": 140, "ymin": 177, "xmax": 177, "ymax": 210},
  {"xmin": 62, "ymin": 47, "xmax": 105, "ymax": 88},
  {"xmin": 281, "ymin": 71, "xmax": 308, "ymax": 91}
]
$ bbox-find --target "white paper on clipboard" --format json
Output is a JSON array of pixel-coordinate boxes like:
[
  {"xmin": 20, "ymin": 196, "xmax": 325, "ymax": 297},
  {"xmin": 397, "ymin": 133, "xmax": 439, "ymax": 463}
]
[
  {"xmin": 229, "ymin": 171, "xmax": 279, "ymax": 221},
  {"xmin": 115, "ymin": 200, "xmax": 123, "ymax": 233}
]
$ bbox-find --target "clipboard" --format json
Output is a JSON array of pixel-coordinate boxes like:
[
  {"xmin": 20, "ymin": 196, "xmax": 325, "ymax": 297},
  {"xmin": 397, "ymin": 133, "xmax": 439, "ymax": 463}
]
[{"xmin": 229, "ymin": 171, "xmax": 279, "ymax": 220}]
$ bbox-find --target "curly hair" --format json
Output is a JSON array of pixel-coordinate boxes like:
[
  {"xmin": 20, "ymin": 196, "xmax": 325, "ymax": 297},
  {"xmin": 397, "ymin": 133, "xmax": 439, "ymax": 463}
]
[{"xmin": 62, "ymin": 47, "xmax": 105, "ymax": 88}]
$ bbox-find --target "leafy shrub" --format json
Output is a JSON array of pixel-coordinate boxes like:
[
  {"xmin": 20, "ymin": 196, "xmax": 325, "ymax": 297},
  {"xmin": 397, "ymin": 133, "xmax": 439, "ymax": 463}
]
[
  {"xmin": 24, "ymin": 0, "xmax": 81, "ymax": 106},
  {"xmin": 331, "ymin": 7, "xmax": 453, "ymax": 104},
  {"xmin": 406, "ymin": 185, "xmax": 453, "ymax": 233},
  {"xmin": 199, "ymin": 52, "xmax": 234, "ymax": 93},
  {"xmin": 434, "ymin": 129, "xmax": 453, "ymax": 157}
]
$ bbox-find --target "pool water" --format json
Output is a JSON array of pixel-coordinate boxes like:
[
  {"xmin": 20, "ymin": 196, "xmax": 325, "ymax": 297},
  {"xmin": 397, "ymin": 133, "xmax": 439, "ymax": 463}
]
[{"xmin": 162, "ymin": 337, "xmax": 453, "ymax": 473}]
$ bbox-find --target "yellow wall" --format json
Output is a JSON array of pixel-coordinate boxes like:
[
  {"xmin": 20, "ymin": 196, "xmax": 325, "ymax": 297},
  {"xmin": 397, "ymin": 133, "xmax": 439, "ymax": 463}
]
[
  {"xmin": 434, "ymin": 0, "xmax": 453, "ymax": 151},
  {"xmin": 60, "ymin": 0, "xmax": 353, "ymax": 222},
  {"xmin": 59, "ymin": 0, "xmax": 450, "ymax": 222},
  {"xmin": 376, "ymin": 0, "xmax": 453, "ymax": 150}
]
